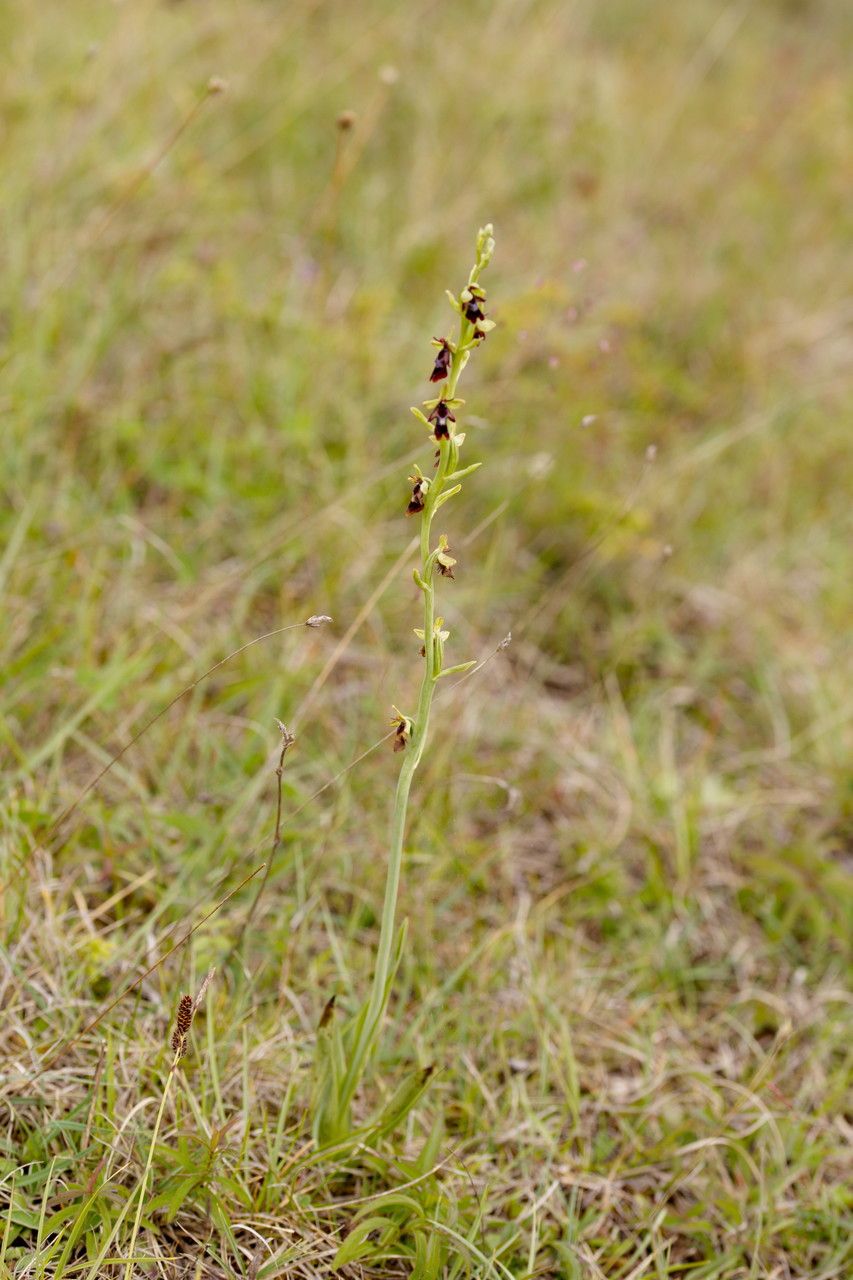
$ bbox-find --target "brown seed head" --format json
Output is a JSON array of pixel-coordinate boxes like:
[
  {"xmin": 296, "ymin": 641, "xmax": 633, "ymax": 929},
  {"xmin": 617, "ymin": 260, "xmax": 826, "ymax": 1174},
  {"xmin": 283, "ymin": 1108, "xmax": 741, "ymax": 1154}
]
[{"xmin": 171, "ymin": 994, "xmax": 194, "ymax": 1056}]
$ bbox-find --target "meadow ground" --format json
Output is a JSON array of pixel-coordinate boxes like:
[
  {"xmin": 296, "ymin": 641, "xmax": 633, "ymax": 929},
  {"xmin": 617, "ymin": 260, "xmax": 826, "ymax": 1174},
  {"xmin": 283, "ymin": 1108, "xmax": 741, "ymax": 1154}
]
[{"xmin": 1, "ymin": 0, "xmax": 851, "ymax": 1276}]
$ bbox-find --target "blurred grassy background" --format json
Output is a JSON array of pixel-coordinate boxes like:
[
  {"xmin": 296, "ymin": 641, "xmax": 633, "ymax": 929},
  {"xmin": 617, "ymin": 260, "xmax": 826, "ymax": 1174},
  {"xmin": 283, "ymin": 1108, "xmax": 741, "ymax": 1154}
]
[{"xmin": 1, "ymin": 0, "xmax": 851, "ymax": 1276}]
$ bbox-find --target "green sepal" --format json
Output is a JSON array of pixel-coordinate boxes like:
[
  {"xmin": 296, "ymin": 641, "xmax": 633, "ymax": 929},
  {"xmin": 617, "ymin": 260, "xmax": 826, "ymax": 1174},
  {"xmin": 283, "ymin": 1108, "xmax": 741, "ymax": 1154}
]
[
  {"xmin": 435, "ymin": 660, "xmax": 477, "ymax": 680},
  {"xmin": 432, "ymin": 484, "xmax": 461, "ymax": 511},
  {"xmin": 446, "ymin": 462, "xmax": 482, "ymax": 482}
]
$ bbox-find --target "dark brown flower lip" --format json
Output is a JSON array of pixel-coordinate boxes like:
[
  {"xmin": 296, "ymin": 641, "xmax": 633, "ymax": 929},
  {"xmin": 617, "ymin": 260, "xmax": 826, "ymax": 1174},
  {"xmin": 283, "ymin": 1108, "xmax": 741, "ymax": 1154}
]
[
  {"xmin": 390, "ymin": 707, "xmax": 413, "ymax": 751},
  {"xmin": 429, "ymin": 338, "xmax": 453, "ymax": 383},
  {"xmin": 427, "ymin": 399, "xmax": 456, "ymax": 440},
  {"xmin": 406, "ymin": 471, "xmax": 429, "ymax": 516},
  {"xmin": 461, "ymin": 283, "xmax": 487, "ymax": 324},
  {"xmin": 406, "ymin": 484, "xmax": 426, "ymax": 515}
]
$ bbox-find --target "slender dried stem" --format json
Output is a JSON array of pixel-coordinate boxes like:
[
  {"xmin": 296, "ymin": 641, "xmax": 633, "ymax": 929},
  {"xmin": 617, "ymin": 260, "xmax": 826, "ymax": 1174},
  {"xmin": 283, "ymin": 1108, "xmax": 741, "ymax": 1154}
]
[{"xmin": 231, "ymin": 724, "xmax": 296, "ymax": 958}]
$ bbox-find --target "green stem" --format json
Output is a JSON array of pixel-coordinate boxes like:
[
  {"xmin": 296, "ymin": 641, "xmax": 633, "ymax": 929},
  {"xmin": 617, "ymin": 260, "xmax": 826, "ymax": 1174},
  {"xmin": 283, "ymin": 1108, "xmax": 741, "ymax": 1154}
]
[
  {"xmin": 321, "ymin": 227, "xmax": 495, "ymax": 1140},
  {"xmin": 361, "ymin": 314, "xmax": 472, "ymax": 1048},
  {"xmin": 123, "ymin": 1054, "xmax": 179, "ymax": 1279},
  {"xmin": 366, "ymin": 518, "xmax": 436, "ymax": 1032}
]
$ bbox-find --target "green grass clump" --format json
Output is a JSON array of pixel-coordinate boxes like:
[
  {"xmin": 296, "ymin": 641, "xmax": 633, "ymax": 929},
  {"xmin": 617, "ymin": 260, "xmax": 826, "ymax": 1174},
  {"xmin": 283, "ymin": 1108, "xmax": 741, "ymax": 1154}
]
[{"xmin": 1, "ymin": 0, "xmax": 851, "ymax": 1276}]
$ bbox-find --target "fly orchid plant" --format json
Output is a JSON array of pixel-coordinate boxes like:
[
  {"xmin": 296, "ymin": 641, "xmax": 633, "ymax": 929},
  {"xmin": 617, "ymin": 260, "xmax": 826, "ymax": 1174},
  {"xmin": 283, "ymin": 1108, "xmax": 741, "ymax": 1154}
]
[{"xmin": 313, "ymin": 225, "xmax": 496, "ymax": 1146}]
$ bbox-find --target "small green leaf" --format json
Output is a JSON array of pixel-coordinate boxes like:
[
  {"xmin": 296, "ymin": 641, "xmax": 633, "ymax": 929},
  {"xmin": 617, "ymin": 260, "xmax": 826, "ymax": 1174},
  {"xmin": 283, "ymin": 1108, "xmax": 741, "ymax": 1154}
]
[
  {"xmin": 433, "ymin": 484, "xmax": 462, "ymax": 511},
  {"xmin": 372, "ymin": 1065, "xmax": 435, "ymax": 1138},
  {"xmin": 446, "ymin": 462, "xmax": 482, "ymax": 482},
  {"xmin": 435, "ymin": 660, "xmax": 477, "ymax": 680},
  {"xmin": 332, "ymin": 1215, "xmax": 397, "ymax": 1269}
]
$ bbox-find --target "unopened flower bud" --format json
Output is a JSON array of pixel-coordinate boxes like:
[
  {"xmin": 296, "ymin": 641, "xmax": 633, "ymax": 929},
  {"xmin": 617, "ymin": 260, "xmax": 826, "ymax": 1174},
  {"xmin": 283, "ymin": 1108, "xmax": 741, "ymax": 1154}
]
[{"xmin": 436, "ymin": 534, "xmax": 456, "ymax": 578}]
